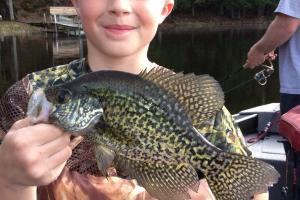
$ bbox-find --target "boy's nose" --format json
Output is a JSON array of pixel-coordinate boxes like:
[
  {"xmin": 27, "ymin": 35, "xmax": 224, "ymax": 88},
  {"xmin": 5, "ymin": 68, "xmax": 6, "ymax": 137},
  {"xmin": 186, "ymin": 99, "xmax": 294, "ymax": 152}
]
[{"xmin": 108, "ymin": 0, "xmax": 132, "ymax": 16}]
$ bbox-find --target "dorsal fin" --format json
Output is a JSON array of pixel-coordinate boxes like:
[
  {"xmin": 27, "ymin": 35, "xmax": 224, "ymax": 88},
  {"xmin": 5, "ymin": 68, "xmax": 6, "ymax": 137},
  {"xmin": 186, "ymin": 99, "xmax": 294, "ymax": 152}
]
[{"xmin": 139, "ymin": 67, "xmax": 224, "ymax": 127}]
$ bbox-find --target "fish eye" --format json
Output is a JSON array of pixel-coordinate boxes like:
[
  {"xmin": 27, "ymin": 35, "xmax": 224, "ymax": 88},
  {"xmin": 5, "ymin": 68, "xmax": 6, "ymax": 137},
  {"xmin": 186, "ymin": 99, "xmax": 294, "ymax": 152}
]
[{"xmin": 57, "ymin": 89, "xmax": 71, "ymax": 104}]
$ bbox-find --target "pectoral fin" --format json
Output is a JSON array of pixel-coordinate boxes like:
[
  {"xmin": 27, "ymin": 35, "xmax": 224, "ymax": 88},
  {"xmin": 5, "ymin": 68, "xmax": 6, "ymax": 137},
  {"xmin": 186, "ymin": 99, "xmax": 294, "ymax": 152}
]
[{"xmin": 94, "ymin": 144, "xmax": 116, "ymax": 176}]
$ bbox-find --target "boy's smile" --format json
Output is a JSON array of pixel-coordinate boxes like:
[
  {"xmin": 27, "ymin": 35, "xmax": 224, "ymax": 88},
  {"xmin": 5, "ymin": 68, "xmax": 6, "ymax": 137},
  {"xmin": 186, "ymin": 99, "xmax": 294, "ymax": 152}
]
[
  {"xmin": 71, "ymin": 0, "xmax": 174, "ymax": 72},
  {"xmin": 102, "ymin": 24, "xmax": 137, "ymax": 40}
]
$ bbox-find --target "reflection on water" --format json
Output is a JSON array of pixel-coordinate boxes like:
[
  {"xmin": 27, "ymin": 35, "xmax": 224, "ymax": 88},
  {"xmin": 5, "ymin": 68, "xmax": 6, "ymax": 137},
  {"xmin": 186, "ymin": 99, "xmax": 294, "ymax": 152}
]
[
  {"xmin": 53, "ymin": 37, "xmax": 84, "ymax": 60},
  {"xmin": 0, "ymin": 28, "xmax": 279, "ymax": 113},
  {"xmin": 0, "ymin": 33, "xmax": 86, "ymax": 97}
]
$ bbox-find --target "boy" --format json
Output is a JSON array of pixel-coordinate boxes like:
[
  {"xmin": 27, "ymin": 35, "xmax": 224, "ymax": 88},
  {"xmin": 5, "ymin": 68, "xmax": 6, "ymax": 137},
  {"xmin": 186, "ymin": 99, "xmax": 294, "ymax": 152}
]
[{"xmin": 0, "ymin": 0, "xmax": 268, "ymax": 199}]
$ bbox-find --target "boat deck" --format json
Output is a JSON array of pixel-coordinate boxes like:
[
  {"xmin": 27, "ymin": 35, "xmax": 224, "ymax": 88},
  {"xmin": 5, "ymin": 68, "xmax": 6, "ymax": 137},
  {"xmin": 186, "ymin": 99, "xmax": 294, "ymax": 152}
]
[{"xmin": 234, "ymin": 103, "xmax": 299, "ymax": 199}]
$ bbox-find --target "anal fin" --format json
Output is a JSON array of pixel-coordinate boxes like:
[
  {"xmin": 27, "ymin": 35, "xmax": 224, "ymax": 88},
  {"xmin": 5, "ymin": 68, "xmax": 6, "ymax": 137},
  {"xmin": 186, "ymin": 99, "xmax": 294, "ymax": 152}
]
[{"xmin": 116, "ymin": 156, "xmax": 199, "ymax": 200}]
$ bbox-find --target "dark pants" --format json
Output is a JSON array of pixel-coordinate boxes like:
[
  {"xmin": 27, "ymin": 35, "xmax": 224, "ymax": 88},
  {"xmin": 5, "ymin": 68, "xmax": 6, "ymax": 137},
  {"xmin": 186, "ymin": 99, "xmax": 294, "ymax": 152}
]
[{"xmin": 280, "ymin": 93, "xmax": 300, "ymax": 114}]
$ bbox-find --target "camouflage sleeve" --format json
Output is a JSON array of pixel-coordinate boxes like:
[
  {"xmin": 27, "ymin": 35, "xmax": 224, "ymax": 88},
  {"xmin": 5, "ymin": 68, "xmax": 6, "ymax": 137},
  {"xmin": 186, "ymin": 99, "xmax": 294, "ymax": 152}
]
[
  {"xmin": 0, "ymin": 63, "xmax": 73, "ymax": 140},
  {"xmin": 0, "ymin": 77, "xmax": 30, "ymax": 140},
  {"xmin": 198, "ymin": 106, "xmax": 252, "ymax": 156}
]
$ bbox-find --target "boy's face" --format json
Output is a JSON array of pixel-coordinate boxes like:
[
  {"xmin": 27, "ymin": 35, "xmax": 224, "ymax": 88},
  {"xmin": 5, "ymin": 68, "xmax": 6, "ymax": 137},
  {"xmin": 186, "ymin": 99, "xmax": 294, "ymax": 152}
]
[{"xmin": 71, "ymin": 0, "xmax": 174, "ymax": 58}]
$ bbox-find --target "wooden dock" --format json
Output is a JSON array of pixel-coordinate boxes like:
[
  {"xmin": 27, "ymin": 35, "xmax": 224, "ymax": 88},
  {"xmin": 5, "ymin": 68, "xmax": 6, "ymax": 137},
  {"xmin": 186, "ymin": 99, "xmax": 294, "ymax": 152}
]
[
  {"xmin": 49, "ymin": 7, "xmax": 77, "ymax": 16},
  {"xmin": 47, "ymin": 6, "xmax": 84, "ymax": 35}
]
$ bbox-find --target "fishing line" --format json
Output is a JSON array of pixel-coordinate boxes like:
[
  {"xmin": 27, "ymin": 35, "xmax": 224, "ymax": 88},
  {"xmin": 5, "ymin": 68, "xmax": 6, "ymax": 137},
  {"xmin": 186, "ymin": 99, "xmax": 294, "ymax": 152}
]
[
  {"xmin": 219, "ymin": 67, "xmax": 245, "ymax": 84},
  {"xmin": 224, "ymin": 78, "xmax": 254, "ymax": 94},
  {"xmin": 218, "ymin": 66, "xmax": 254, "ymax": 94}
]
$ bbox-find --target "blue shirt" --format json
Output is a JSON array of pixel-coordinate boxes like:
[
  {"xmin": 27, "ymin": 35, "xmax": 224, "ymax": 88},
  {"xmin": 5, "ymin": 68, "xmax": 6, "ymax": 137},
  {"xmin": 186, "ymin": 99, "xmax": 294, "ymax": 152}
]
[{"xmin": 275, "ymin": 0, "xmax": 300, "ymax": 94}]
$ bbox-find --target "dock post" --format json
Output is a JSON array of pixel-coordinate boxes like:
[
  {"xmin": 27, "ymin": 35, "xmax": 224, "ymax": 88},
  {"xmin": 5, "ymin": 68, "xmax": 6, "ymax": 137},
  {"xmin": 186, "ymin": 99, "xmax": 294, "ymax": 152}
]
[
  {"xmin": 12, "ymin": 36, "xmax": 19, "ymax": 81},
  {"xmin": 79, "ymin": 36, "xmax": 84, "ymax": 59},
  {"xmin": 54, "ymin": 14, "xmax": 58, "ymax": 35},
  {"xmin": 7, "ymin": 0, "xmax": 15, "ymax": 20},
  {"xmin": 43, "ymin": 13, "xmax": 47, "ymax": 31}
]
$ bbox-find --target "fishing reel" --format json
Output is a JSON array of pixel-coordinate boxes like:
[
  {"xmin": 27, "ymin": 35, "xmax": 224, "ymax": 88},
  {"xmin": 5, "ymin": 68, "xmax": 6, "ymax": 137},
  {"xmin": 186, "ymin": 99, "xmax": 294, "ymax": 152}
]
[{"xmin": 253, "ymin": 60, "xmax": 274, "ymax": 86}]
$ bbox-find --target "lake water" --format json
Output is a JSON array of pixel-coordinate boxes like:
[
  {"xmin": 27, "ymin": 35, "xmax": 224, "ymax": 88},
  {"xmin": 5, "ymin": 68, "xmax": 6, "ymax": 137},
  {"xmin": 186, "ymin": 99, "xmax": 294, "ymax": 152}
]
[{"xmin": 0, "ymin": 27, "xmax": 279, "ymax": 113}]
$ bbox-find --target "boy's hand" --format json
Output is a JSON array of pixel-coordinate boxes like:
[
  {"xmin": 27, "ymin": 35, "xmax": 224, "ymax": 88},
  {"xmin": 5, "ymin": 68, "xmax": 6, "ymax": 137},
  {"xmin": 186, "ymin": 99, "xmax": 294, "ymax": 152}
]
[
  {"xmin": 188, "ymin": 179, "xmax": 215, "ymax": 200},
  {"xmin": 0, "ymin": 117, "xmax": 72, "ymax": 191}
]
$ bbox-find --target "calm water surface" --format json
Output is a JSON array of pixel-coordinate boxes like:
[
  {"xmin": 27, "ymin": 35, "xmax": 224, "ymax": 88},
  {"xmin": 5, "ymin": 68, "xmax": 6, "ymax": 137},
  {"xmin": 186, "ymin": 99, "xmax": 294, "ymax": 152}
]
[{"xmin": 0, "ymin": 28, "xmax": 279, "ymax": 113}]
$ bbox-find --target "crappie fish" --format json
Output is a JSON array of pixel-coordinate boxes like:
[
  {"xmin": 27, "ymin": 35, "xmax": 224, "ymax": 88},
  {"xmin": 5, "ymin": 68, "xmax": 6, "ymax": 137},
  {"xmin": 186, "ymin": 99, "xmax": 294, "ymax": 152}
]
[{"xmin": 27, "ymin": 67, "xmax": 279, "ymax": 200}]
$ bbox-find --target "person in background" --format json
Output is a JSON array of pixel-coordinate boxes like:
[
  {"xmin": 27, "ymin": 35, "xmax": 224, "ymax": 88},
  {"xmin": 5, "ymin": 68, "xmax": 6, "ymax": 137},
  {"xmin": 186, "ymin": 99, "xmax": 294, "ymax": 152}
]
[
  {"xmin": 245, "ymin": 0, "xmax": 300, "ymax": 115},
  {"xmin": 0, "ymin": 0, "xmax": 268, "ymax": 199}
]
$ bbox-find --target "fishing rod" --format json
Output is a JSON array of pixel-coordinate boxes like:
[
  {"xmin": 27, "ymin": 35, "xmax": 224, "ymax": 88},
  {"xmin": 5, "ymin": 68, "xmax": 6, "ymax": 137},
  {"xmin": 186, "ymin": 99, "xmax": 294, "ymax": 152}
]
[{"xmin": 221, "ymin": 60, "xmax": 275, "ymax": 94}]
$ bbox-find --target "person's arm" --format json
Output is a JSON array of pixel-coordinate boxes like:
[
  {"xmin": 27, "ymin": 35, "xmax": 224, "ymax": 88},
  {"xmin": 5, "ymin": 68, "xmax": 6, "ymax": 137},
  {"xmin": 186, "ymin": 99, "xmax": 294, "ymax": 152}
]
[
  {"xmin": 245, "ymin": 13, "xmax": 300, "ymax": 68},
  {"xmin": 0, "ymin": 184, "xmax": 37, "ymax": 200},
  {"xmin": 189, "ymin": 179, "xmax": 215, "ymax": 200},
  {"xmin": 0, "ymin": 118, "xmax": 72, "ymax": 200}
]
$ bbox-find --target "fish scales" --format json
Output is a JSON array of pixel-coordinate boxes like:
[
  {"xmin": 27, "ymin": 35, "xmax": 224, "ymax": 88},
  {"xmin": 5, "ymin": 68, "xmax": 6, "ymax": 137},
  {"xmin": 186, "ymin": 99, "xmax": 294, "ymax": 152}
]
[
  {"xmin": 98, "ymin": 88, "xmax": 217, "ymax": 167},
  {"xmin": 27, "ymin": 68, "xmax": 279, "ymax": 200}
]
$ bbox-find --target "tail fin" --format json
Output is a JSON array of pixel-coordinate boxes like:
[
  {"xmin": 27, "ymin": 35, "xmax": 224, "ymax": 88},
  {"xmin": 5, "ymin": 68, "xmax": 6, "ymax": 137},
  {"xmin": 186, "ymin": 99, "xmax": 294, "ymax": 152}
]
[{"xmin": 205, "ymin": 152, "xmax": 279, "ymax": 200}]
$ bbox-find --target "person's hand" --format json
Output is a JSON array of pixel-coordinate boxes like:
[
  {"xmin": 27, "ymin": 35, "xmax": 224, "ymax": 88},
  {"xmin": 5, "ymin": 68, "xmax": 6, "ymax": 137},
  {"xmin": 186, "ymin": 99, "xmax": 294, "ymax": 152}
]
[
  {"xmin": 244, "ymin": 45, "xmax": 277, "ymax": 69},
  {"xmin": 0, "ymin": 117, "xmax": 72, "ymax": 191},
  {"xmin": 265, "ymin": 50, "xmax": 277, "ymax": 61},
  {"xmin": 188, "ymin": 179, "xmax": 215, "ymax": 200},
  {"xmin": 53, "ymin": 168, "xmax": 158, "ymax": 200}
]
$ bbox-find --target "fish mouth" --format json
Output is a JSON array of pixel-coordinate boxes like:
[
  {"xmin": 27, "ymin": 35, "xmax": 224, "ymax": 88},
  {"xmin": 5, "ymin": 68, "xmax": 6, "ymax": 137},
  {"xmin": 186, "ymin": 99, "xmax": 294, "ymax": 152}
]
[{"xmin": 27, "ymin": 88, "xmax": 53, "ymax": 124}]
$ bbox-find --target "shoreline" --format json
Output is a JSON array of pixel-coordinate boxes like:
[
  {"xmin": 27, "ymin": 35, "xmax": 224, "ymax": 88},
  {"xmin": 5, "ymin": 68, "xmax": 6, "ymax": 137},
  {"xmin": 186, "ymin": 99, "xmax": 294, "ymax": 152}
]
[
  {"xmin": 0, "ymin": 21, "xmax": 41, "ymax": 36},
  {"xmin": 159, "ymin": 15, "xmax": 271, "ymax": 31},
  {"xmin": 160, "ymin": 20, "xmax": 270, "ymax": 32},
  {"xmin": 0, "ymin": 16, "xmax": 271, "ymax": 36}
]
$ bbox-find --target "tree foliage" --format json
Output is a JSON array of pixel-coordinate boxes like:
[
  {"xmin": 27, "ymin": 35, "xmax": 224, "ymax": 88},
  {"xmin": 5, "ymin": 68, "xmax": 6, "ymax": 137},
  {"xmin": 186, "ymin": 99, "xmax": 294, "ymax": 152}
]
[
  {"xmin": 174, "ymin": 0, "xmax": 280, "ymax": 18},
  {"xmin": 0, "ymin": 0, "xmax": 279, "ymax": 20}
]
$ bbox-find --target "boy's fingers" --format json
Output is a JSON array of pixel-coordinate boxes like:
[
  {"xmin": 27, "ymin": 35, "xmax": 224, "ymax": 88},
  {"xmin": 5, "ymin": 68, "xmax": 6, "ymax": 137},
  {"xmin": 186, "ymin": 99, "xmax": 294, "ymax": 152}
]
[
  {"xmin": 69, "ymin": 136, "xmax": 84, "ymax": 149},
  {"xmin": 10, "ymin": 121, "xmax": 69, "ymax": 145},
  {"xmin": 31, "ymin": 125, "xmax": 70, "ymax": 145},
  {"xmin": 188, "ymin": 179, "xmax": 215, "ymax": 200},
  {"xmin": 38, "ymin": 161, "xmax": 68, "ymax": 186},
  {"xmin": 40, "ymin": 134, "xmax": 71, "ymax": 157},
  {"xmin": 46, "ymin": 146, "xmax": 72, "ymax": 171},
  {"xmin": 10, "ymin": 117, "xmax": 32, "ymax": 131}
]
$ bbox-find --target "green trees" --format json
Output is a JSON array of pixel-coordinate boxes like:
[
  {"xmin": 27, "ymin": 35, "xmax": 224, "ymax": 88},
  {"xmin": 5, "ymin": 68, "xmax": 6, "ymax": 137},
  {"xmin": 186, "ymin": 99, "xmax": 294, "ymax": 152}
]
[{"xmin": 174, "ymin": 0, "xmax": 279, "ymax": 18}]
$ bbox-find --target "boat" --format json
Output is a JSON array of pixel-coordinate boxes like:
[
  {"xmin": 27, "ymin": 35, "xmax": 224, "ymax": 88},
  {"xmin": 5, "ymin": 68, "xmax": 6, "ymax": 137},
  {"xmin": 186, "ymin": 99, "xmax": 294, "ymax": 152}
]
[{"xmin": 234, "ymin": 103, "xmax": 298, "ymax": 200}]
